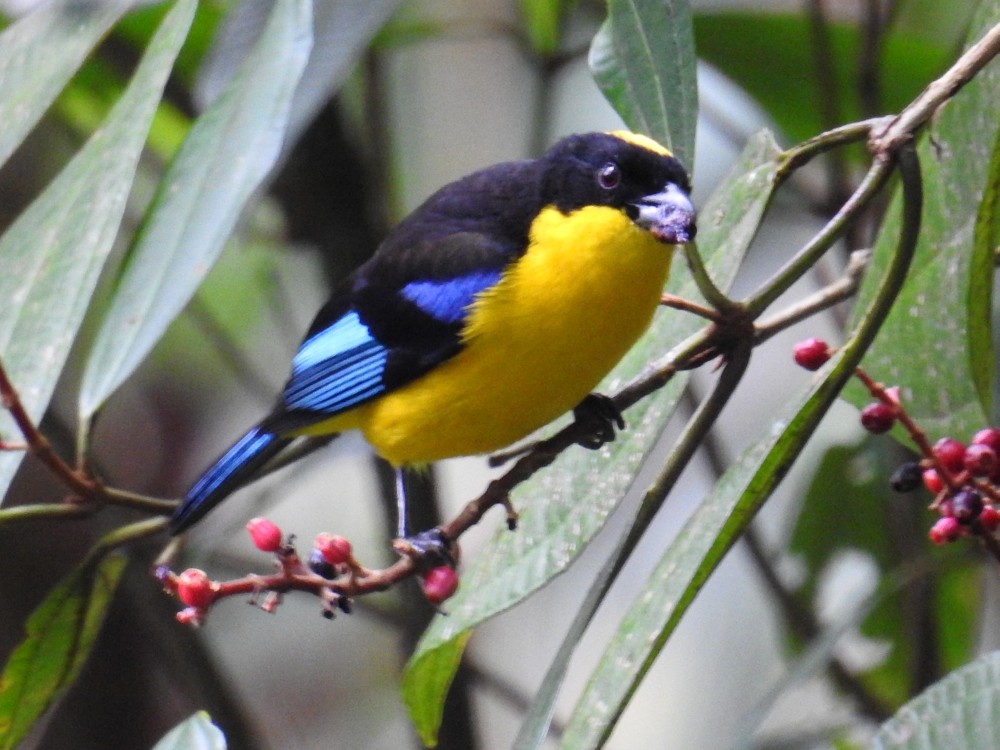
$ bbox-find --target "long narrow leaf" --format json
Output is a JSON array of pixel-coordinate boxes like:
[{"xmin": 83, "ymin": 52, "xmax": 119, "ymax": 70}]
[
  {"xmin": 0, "ymin": 0, "xmax": 197, "ymax": 499},
  {"xmin": 589, "ymin": 0, "xmax": 697, "ymax": 167},
  {"xmin": 78, "ymin": 0, "xmax": 314, "ymax": 421},
  {"xmin": 0, "ymin": 0, "xmax": 133, "ymax": 170},
  {"xmin": 0, "ymin": 553, "xmax": 126, "ymax": 749},
  {"xmin": 873, "ymin": 650, "xmax": 1000, "ymax": 750},
  {"xmin": 403, "ymin": 131, "xmax": 784, "ymax": 747},
  {"xmin": 558, "ymin": 148, "xmax": 923, "ymax": 749},
  {"xmin": 843, "ymin": 0, "xmax": 1000, "ymax": 442}
]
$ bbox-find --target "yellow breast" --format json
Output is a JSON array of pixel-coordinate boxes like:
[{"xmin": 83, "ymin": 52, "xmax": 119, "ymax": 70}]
[{"xmin": 299, "ymin": 204, "xmax": 673, "ymax": 466}]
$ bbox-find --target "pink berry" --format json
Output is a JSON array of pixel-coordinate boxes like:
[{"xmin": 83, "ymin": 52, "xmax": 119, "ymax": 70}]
[
  {"xmin": 972, "ymin": 427, "xmax": 1000, "ymax": 453},
  {"xmin": 933, "ymin": 437, "xmax": 966, "ymax": 475},
  {"xmin": 922, "ymin": 468, "xmax": 945, "ymax": 494},
  {"xmin": 860, "ymin": 402, "xmax": 895, "ymax": 434},
  {"xmin": 793, "ymin": 338, "xmax": 831, "ymax": 371},
  {"xmin": 315, "ymin": 533, "xmax": 353, "ymax": 566},
  {"xmin": 246, "ymin": 517, "xmax": 283, "ymax": 552},
  {"xmin": 929, "ymin": 516, "xmax": 963, "ymax": 544},
  {"xmin": 979, "ymin": 506, "xmax": 1000, "ymax": 532},
  {"xmin": 964, "ymin": 444, "xmax": 998, "ymax": 477},
  {"xmin": 176, "ymin": 568, "xmax": 215, "ymax": 609},
  {"xmin": 422, "ymin": 566, "xmax": 459, "ymax": 605}
]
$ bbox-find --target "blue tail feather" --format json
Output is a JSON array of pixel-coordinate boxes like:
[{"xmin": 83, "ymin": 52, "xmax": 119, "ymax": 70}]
[{"xmin": 171, "ymin": 427, "xmax": 291, "ymax": 534}]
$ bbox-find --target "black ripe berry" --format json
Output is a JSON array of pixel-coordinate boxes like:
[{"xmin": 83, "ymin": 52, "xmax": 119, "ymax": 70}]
[
  {"xmin": 307, "ymin": 548, "xmax": 335, "ymax": 579},
  {"xmin": 860, "ymin": 402, "xmax": 896, "ymax": 434},
  {"xmin": 951, "ymin": 489, "xmax": 984, "ymax": 524},
  {"xmin": 890, "ymin": 462, "xmax": 923, "ymax": 492}
]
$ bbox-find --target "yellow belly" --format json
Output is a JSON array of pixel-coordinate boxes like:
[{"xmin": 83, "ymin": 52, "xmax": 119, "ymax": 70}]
[{"xmin": 295, "ymin": 204, "xmax": 673, "ymax": 466}]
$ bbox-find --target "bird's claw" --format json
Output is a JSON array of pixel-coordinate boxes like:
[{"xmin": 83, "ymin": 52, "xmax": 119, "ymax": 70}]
[
  {"xmin": 573, "ymin": 393, "xmax": 625, "ymax": 450},
  {"xmin": 393, "ymin": 527, "xmax": 457, "ymax": 569}
]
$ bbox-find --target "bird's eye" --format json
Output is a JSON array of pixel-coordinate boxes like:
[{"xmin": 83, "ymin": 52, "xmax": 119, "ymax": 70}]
[{"xmin": 597, "ymin": 162, "xmax": 621, "ymax": 190}]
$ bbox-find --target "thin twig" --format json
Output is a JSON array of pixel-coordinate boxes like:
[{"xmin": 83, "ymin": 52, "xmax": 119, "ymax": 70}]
[
  {"xmin": 0, "ymin": 359, "xmax": 100, "ymax": 500},
  {"xmin": 871, "ymin": 21, "xmax": 1000, "ymax": 154}
]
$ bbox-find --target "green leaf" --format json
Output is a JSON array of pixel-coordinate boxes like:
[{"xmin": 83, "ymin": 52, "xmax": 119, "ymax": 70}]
[
  {"xmin": 402, "ymin": 130, "xmax": 783, "ymax": 746},
  {"xmin": 789, "ymin": 439, "xmax": 979, "ymax": 707},
  {"xmin": 556, "ymin": 142, "xmax": 922, "ymax": 749},
  {"xmin": 401, "ymin": 631, "xmax": 472, "ymax": 748},
  {"xmin": 589, "ymin": 0, "xmax": 697, "ymax": 168},
  {"xmin": 0, "ymin": 0, "xmax": 196, "ymax": 499},
  {"xmin": 844, "ymin": 1, "xmax": 1000, "ymax": 443},
  {"xmin": 518, "ymin": 0, "xmax": 570, "ymax": 55},
  {"xmin": 77, "ymin": 0, "xmax": 313, "ymax": 422},
  {"xmin": 0, "ymin": 553, "xmax": 126, "ymax": 749},
  {"xmin": 693, "ymin": 12, "xmax": 951, "ymax": 145},
  {"xmin": 153, "ymin": 712, "xmax": 226, "ymax": 750},
  {"xmin": 0, "ymin": 0, "xmax": 132, "ymax": 170},
  {"xmin": 873, "ymin": 650, "xmax": 1000, "ymax": 749}
]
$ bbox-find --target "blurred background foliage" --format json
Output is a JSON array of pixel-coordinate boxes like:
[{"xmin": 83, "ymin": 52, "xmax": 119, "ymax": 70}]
[{"xmin": 0, "ymin": 0, "xmax": 998, "ymax": 749}]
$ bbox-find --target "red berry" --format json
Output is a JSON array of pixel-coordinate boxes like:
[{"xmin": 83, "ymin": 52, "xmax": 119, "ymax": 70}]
[
  {"xmin": 972, "ymin": 428, "xmax": 1000, "ymax": 480},
  {"xmin": 929, "ymin": 516, "xmax": 963, "ymax": 544},
  {"xmin": 176, "ymin": 568, "xmax": 215, "ymax": 609},
  {"xmin": 951, "ymin": 489, "xmax": 984, "ymax": 524},
  {"xmin": 860, "ymin": 402, "xmax": 895, "ymax": 434},
  {"xmin": 972, "ymin": 427, "xmax": 1000, "ymax": 453},
  {"xmin": 922, "ymin": 468, "xmax": 944, "ymax": 494},
  {"xmin": 793, "ymin": 338, "xmax": 831, "ymax": 371},
  {"xmin": 933, "ymin": 437, "xmax": 966, "ymax": 475},
  {"xmin": 246, "ymin": 517, "xmax": 283, "ymax": 552},
  {"xmin": 964, "ymin": 444, "xmax": 998, "ymax": 477},
  {"xmin": 315, "ymin": 533, "xmax": 353, "ymax": 566},
  {"xmin": 422, "ymin": 566, "xmax": 459, "ymax": 605},
  {"xmin": 979, "ymin": 506, "xmax": 1000, "ymax": 532}
]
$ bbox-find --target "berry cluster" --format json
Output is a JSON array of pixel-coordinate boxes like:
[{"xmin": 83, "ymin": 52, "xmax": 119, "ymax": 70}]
[
  {"xmin": 158, "ymin": 517, "xmax": 460, "ymax": 626},
  {"xmin": 794, "ymin": 338, "xmax": 1000, "ymax": 551}
]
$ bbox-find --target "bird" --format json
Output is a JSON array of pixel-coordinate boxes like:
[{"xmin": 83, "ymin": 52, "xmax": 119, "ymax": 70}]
[{"xmin": 171, "ymin": 131, "xmax": 696, "ymax": 539}]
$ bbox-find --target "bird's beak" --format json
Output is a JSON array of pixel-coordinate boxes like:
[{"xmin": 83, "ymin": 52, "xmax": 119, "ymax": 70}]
[{"xmin": 630, "ymin": 183, "xmax": 696, "ymax": 244}]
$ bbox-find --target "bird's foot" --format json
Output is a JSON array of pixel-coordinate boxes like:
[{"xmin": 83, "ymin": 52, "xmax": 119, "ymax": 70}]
[
  {"xmin": 393, "ymin": 527, "xmax": 457, "ymax": 569},
  {"xmin": 573, "ymin": 393, "xmax": 625, "ymax": 450}
]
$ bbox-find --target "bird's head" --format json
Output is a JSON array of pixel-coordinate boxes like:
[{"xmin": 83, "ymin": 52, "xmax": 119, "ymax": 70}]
[{"xmin": 540, "ymin": 131, "xmax": 696, "ymax": 245}]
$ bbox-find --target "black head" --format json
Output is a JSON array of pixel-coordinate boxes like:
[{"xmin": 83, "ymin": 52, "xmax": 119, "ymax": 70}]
[{"xmin": 540, "ymin": 132, "xmax": 696, "ymax": 243}]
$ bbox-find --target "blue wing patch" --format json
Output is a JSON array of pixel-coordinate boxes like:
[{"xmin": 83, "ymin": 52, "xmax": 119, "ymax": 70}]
[
  {"xmin": 285, "ymin": 311, "xmax": 389, "ymax": 413},
  {"xmin": 400, "ymin": 268, "xmax": 502, "ymax": 324}
]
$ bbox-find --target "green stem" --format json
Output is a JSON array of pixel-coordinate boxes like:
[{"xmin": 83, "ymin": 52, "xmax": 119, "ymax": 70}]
[
  {"xmin": 681, "ymin": 242, "xmax": 737, "ymax": 313},
  {"xmin": 745, "ymin": 157, "xmax": 893, "ymax": 316},
  {"xmin": 102, "ymin": 487, "xmax": 178, "ymax": 514},
  {"xmin": 85, "ymin": 517, "xmax": 169, "ymax": 565},
  {"xmin": 0, "ymin": 503, "xmax": 96, "ymax": 526}
]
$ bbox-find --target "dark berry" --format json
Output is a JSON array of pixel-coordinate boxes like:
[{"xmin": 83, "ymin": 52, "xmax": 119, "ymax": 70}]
[
  {"xmin": 951, "ymin": 489, "xmax": 983, "ymax": 524},
  {"xmin": 979, "ymin": 506, "xmax": 1000, "ymax": 532},
  {"xmin": 929, "ymin": 516, "xmax": 963, "ymax": 544},
  {"xmin": 933, "ymin": 437, "xmax": 966, "ymax": 475},
  {"xmin": 793, "ymin": 338, "xmax": 831, "ymax": 371},
  {"xmin": 923, "ymin": 468, "xmax": 944, "ymax": 494},
  {"xmin": 422, "ymin": 566, "xmax": 459, "ymax": 605},
  {"xmin": 246, "ymin": 517, "xmax": 283, "ymax": 552},
  {"xmin": 307, "ymin": 548, "xmax": 335, "ymax": 579},
  {"xmin": 890, "ymin": 462, "xmax": 923, "ymax": 492},
  {"xmin": 964, "ymin": 444, "xmax": 998, "ymax": 477},
  {"xmin": 860, "ymin": 402, "xmax": 896, "ymax": 434}
]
